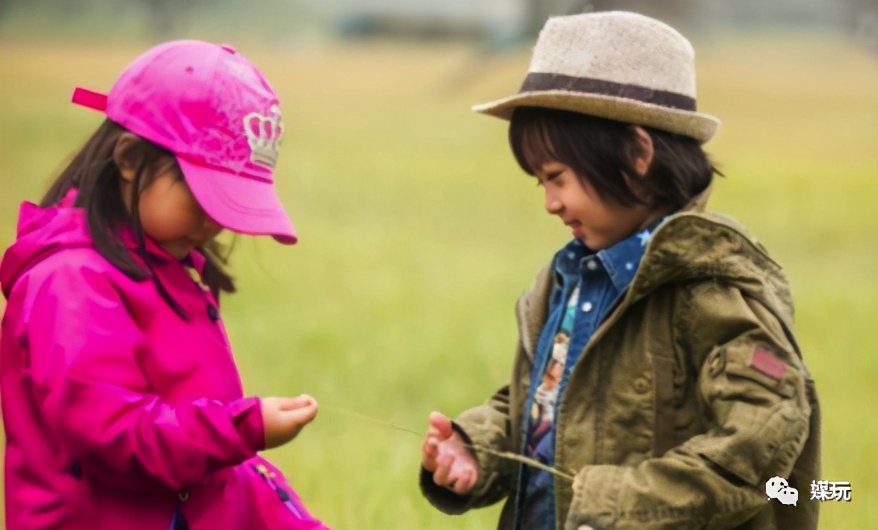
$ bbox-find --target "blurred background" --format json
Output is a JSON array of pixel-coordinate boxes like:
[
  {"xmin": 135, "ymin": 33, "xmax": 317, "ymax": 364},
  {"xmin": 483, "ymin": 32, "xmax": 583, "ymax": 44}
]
[{"xmin": 1, "ymin": 0, "xmax": 876, "ymax": 528}]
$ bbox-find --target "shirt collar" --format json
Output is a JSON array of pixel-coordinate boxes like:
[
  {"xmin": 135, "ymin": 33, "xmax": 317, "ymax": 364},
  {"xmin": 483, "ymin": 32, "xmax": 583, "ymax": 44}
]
[{"xmin": 552, "ymin": 217, "xmax": 666, "ymax": 292}]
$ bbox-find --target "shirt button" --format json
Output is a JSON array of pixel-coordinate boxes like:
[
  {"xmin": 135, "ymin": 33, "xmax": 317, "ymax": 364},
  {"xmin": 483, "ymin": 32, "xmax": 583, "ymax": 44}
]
[
  {"xmin": 582, "ymin": 301, "xmax": 593, "ymax": 312},
  {"xmin": 586, "ymin": 260, "xmax": 598, "ymax": 271}
]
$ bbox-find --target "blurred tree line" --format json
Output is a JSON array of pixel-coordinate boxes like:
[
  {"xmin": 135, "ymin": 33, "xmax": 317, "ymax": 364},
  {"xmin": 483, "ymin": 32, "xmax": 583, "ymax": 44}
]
[
  {"xmin": 0, "ymin": 0, "xmax": 200, "ymax": 36},
  {"xmin": 0, "ymin": 0, "xmax": 875, "ymax": 53},
  {"xmin": 0, "ymin": 0, "xmax": 314, "ymax": 41}
]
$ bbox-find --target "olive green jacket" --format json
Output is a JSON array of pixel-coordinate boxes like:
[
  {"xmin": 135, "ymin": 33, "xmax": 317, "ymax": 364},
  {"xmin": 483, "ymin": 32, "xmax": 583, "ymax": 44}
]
[{"xmin": 421, "ymin": 208, "xmax": 821, "ymax": 530}]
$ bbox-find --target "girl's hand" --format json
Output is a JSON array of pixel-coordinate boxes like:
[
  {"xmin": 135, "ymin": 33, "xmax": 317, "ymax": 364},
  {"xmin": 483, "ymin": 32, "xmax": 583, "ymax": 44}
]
[
  {"xmin": 421, "ymin": 411, "xmax": 479, "ymax": 495},
  {"xmin": 261, "ymin": 395, "xmax": 318, "ymax": 449}
]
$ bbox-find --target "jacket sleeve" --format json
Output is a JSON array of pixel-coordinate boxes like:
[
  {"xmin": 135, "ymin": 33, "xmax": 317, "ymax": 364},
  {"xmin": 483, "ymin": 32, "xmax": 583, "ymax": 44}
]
[
  {"xmin": 565, "ymin": 283, "xmax": 812, "ymax": 530},
  {"xmin": 419, "ymin": 384, "xmax": 520, "ymax": 513},
  {"xmin": 19, "ymin": 262, "xmax": 265, "ymax": 492}
]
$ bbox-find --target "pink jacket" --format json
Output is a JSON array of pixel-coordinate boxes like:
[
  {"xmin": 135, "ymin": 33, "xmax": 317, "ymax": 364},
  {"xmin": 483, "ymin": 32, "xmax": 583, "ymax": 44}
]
[{"xmin": 0, "ymin": 197, "xmax": 328, "ymax": 530}]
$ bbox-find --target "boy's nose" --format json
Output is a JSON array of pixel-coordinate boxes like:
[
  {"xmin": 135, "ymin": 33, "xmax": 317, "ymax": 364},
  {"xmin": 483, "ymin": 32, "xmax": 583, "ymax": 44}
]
[{"xmin": 545, "ymin": 195, "xmax": 563, "ymax": 215}]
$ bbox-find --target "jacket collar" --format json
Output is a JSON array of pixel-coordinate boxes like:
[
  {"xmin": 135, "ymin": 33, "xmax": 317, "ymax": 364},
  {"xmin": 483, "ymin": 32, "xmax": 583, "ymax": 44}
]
[{"xmin": 553, "ymin": 217, "xmax": 663, "ymax": 294}]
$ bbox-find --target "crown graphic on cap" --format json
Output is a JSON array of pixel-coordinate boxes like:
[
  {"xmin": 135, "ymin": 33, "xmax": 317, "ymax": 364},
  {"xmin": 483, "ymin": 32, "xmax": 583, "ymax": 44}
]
[{"xmin": 244, "ymin": 104, "xmax": 284, "ymax": 168}]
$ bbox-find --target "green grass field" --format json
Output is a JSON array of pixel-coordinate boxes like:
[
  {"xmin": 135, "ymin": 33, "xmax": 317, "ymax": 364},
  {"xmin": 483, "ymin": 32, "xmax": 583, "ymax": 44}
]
[{"xmin": 1, "ymin": 31, "xmax": 876, "ymax": 529}]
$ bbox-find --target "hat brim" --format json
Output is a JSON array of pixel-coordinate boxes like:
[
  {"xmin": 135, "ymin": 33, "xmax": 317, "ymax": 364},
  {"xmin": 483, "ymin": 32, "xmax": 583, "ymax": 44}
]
[
  {"xmin": 177, "ymin": 157, "xmax": 298, "ymax": 245},
  {"xmin": 473, "ymin": 90, "xmax": 720, "ymax": 144}
]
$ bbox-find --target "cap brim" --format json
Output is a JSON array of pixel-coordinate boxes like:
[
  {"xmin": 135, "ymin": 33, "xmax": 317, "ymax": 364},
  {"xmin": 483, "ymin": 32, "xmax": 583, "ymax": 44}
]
[
  {"xmin": 472, "ymin": 91, "xmax": 720, "ymax": 144},
  {"xmin": 177, "ymin": 157, "xmax": 298, "ymax": 245}
]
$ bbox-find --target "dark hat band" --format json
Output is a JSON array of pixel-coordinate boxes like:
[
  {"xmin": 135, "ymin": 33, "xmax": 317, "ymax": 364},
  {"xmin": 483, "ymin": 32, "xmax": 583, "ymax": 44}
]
[{"xmin": 520, "ymin": 72, "xmax": 696, "ymax": 111}]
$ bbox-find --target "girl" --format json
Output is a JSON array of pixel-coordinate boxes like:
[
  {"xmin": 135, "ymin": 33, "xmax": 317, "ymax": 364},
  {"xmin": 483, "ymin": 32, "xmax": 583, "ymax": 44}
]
[
  {"xmin": 0, "ymin": 40, "xmax": 328, "ymax": 529},
  {"xmin": 419, "ymin": 12, "xmax": 820, "ymax": 530}
]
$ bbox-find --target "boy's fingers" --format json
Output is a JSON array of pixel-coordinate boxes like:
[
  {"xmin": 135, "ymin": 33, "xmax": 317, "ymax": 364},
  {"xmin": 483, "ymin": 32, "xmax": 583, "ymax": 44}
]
[
  {"xmin": 428, "ymin": 412, "xmax": 454, "ymax": 440},
  {"xmin": 432, "ymin": 460, "xmax": 451, "ymax": 486},
  {"xmin": 422, "ymin": 440, "xmax": 440, "ymax": 471},
  {"xmin": 451, "ymin": 475, "xmax": 471, "ymax": 495},
  {"xmin": 446, "ymin": 465, "xmax": 474, "ymax": 495},
  {"xmin": 436, "ymin": 451, "xmax": 453, "ymax": 469},
  {"xmin": 423, "ymin": 439, "xmax": 439, "ymax": 458}
]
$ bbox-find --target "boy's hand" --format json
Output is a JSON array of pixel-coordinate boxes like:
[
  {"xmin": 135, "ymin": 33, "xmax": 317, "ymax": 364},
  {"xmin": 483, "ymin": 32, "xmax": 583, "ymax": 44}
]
[
  {"xmin": 422, "ymin": 411, "xmax": 479, "ymax": 495},
  {"xmin": 261, "ymin": 395, "xmax": 318, "ymax": 449}
]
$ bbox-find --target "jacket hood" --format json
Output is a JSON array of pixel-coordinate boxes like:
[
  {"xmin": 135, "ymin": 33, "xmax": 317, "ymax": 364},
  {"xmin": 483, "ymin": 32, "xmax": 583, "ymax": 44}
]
[
  {"xmin": 0, "ymin": 200, "xmax": 94, "ymax": 299},
  {"xmin": 0, "ymin": 192, "xmax": 200, "ymax": 299},
  {"xmin": 633, "ymin": 210, "xmax": 794, "ymax": 327}
]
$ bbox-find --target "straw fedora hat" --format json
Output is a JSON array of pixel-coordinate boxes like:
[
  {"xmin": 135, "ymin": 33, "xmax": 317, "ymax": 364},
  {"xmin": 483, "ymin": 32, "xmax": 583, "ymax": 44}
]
[{"xmin": 473, "ymin": 11, "xmax": 720, "ymax": 143}]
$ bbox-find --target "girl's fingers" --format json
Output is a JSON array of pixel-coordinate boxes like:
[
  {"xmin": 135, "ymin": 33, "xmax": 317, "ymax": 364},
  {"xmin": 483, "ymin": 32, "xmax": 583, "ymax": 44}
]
[
  {"xmin": 268, "ymin": 396, "xmax": 297, "ymax": 410},
  {"xmin": 280, "ymin": 394, "xmax": 316, "ymax": 410},
  {"xmin": 282, "ymin": 401, "xmax": 318, "ymax": 427}
]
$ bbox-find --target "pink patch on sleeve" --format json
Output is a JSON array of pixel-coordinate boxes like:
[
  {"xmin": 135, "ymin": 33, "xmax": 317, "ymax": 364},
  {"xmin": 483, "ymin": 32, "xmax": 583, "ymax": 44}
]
[{"xmin": 750, "ymin": 347, "xmax": 786, "ymax": 381}]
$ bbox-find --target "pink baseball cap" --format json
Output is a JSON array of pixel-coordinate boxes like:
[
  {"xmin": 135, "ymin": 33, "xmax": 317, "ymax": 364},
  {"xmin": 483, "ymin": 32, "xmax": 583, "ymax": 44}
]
[{"xmin": 71, "ymin": 39, "xmax": 297, "ymax": 244}]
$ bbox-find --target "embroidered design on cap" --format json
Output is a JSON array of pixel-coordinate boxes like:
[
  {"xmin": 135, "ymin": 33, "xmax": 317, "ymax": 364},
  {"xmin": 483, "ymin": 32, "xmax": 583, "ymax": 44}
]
[{"xmin": 244, "ymin": 104, "xmax": 284, "ymax": 168}]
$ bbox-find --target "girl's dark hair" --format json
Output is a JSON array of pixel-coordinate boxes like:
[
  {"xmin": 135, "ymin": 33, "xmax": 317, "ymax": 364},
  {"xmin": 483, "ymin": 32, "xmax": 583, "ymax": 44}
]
[
  {"xmin": 509, "ymin": 107, "xmax": 721, "ymax": 211},
  {"xmin": 41, "ymin": 119, "xmax": 235, "ymax": 318}
]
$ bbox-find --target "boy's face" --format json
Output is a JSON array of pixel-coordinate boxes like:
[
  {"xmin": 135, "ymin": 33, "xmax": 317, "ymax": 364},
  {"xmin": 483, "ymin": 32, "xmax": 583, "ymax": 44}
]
[{"xmin": 535, "ymin": 160, "xmax": 656, "ymax": 251}]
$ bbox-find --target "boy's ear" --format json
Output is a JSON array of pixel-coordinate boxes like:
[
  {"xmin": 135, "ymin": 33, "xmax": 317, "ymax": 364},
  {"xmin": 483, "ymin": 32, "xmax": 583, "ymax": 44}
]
[
  {"xmin": 113, "ymin": 132, "xmax": 140, "ymax": 182},
  {"xmin": 630, "ymin": 126, "xmax": 654, "ymax": 177}
]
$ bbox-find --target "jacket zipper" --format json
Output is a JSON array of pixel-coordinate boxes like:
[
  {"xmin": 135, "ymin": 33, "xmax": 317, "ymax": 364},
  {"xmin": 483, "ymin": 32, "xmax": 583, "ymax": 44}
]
[{"xmin": 252, "ymin": 464, "xmax": 303, "ymax": 519}]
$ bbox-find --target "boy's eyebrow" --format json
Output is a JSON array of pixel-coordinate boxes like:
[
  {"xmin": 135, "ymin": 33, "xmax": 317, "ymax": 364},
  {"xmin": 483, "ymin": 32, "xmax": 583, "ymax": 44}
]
[{"xmin": 534, "ymin": 161, "xmax": 563, "ymax": 176}]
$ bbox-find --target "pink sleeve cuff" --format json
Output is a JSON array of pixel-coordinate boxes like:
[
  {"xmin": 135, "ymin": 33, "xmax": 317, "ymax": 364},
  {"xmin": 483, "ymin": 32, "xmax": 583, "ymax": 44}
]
[{"xmin": 230, "ymin": 397, "xmax": 265, "ymax": 452}]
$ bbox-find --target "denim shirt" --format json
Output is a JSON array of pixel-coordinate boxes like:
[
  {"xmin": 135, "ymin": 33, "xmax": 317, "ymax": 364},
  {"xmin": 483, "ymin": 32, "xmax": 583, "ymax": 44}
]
[{"xmin": 517, "ymin": 224, "xmax": 659, "ymax": 530}]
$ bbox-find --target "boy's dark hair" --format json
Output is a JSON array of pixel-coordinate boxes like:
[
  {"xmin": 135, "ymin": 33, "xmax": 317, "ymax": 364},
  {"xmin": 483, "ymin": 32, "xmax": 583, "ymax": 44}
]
[
  {"xmin": 41, "ymin": 119, "xmax": 235, "ymax": 318},
  {"xmin": 509, "ymin": 107, "xmax": 720, "ymax": 211}
]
